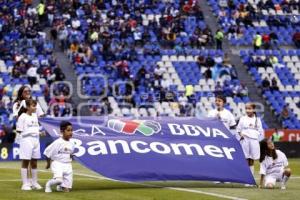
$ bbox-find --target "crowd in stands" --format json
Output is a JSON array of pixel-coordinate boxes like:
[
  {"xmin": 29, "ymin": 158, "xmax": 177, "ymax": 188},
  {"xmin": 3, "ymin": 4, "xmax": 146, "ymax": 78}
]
[{"xmin": 0, "ymin": 0, "xmax": 76, "ymax": 141}]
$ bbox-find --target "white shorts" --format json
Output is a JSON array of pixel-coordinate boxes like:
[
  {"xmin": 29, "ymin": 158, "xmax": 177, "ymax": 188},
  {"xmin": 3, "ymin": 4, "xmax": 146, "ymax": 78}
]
[
  {"xmin": 240, "ymin": 137, "xmax": 260, "ymax": 160},
  {"xmin": 51, "ymin": 161, "xmax": 73, "ymax": 189},
  {"xmin": 19, "ymin": 137, "xmax": 41, "ymax": 160},
  {"xmin": 264, "ymin": 173, "xmax": 283, "ymax": 187}
]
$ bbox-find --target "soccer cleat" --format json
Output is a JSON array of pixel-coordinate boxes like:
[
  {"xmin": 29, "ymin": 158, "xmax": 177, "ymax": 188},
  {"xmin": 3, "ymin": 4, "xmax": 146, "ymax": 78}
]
[
  {"xmin": 213, "ymin": 181, "xmax": 222, "ymax": 184},
  {"xmin": 21, "ymin": 184, "xmax": 32, "ymax": 191},
  {"xmin": 56, "ymin": 185, "xmax": 63, "ymax": 192},
  {"xmin": 281, "ymin": 185, "xmax": 286, "ymax": 190},
  {"xmin": 45, "ymin": 183, "xmax": 52, "ymax": 193},
  {"xmin": 32, "ymin": 183, "xmax": 43, "ymax": 190},
  {"xmin": 244, "ymin": 184, "xmax": 254, "ymax": 187}
]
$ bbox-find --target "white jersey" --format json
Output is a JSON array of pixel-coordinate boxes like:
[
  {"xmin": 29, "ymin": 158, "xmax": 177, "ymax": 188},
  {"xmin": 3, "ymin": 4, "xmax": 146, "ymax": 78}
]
[
  {"xmin": 260, "ymin": 150, "xmax": 288, "ymax": 176},
  {"xmin": 16, "ymin": 113, "xmax": 40, "ymax": 137},
  {"xmin": 44, "ymin": 137, "xmax": 74, "ymax": 163},
  {"xmin": 236, "ymin": 115, "xmax": 264, "ymax": 140},
  {"xmin": 207, "ymin": 108, "xmax": 236, "ymax": 129},
  {"xmin": 13, "ymin": 100, "xmax": 44, "ymax": 118}
]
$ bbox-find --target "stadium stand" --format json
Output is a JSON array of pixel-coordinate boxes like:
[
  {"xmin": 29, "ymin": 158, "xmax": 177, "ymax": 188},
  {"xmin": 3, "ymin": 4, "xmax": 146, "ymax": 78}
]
[
  {"xmin": 5, "ymin": 0, "xmax": 300, "ymax": 139},
  {"xmin": 0, "ymin": 0, "xmax": 74, "ymax": 136}
]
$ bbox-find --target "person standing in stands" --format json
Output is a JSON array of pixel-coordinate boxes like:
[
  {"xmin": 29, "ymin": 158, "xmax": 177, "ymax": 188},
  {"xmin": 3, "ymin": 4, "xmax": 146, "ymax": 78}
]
[
  {"xmin": 253, "ymin": 32, "xmax": 262, "ymax": 51},
  {"xmin": 215, "ymin": 29, "xmax": 224, "ymax": 50},
  {"xmin": 36, "ymin": 0, "xmax": 46, "ymax": 25}
]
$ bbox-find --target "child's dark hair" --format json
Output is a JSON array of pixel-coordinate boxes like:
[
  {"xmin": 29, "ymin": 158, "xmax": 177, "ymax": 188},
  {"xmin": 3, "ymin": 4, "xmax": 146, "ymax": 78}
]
[
  {"xmin": 259, "ymin": 138, "xmax": 278, "ymax": 163},
  {"xmin": 18, "ymin": 99, "xmax": 37, "ymax": 116},
  {"xmin": 247, "ymin": 102, "xmax": 258, "ymax": 128},
  {"xmin": 26, "ymin": 99, "xmax": 37, "ymax": 107},
  {"xmin": 60, "ymin": 121, "xmax": 72, "ymax": 132},
  {"xmin": 216, "ymin": 95, "xmax": 226, "ymax": 103},
  {"xmin": 14, "ymin": 86, "xmax": 31, "ymax": 103}
]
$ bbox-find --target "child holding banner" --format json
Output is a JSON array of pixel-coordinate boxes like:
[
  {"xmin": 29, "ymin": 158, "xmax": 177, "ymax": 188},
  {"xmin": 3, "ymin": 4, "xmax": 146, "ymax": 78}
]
[
  {"xmin": 259, "ymin": 139, "xmax": 291, "ymax": 189},
  {"xmin": 16, "ymin": 99, "xmax": 43, "ymax": 190},
  {"xmin": 44, "ymin": 121, "xmax": 74, "ymax": 193},
  {"xmin": 236, "ymin": 103, "xmax": 264, "ymax": 186},
  {"xmin": 207, "ymin": 95, "xmax": 236, "ymax": 130}
]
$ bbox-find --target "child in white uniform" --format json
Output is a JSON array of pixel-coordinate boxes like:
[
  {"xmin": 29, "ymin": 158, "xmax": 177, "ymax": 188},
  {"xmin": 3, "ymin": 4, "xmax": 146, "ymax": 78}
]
[
  {"xmin": 207, "ymin": 95, "xmax": 236, "ymax": 130},
  {"xmin": 259, "ymin": 139, "xmax": 291, "ymax": 189},
  {"xmin": 236, "ymin": 103, "xmax": 264, "ymax": 185},
  {"xmin": 16, "ymin": 99, "xmax": 42, "ymax": 190},
  {"xmin": 44, "ymin": 121, "xmax": 74, "ymax": 193}
]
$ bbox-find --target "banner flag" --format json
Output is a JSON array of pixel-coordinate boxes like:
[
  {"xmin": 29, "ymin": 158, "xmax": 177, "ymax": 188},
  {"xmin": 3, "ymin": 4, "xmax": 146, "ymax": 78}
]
[{"xmin": 40, "ymin": 117, "xmax": 255, "ymax": 184}]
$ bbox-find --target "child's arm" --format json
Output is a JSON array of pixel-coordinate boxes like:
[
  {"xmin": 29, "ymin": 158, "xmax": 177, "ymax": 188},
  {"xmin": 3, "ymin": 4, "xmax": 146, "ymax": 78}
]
[{"xmin": 45, "ymin": 157, "xmax": 51, "ymax": 169}]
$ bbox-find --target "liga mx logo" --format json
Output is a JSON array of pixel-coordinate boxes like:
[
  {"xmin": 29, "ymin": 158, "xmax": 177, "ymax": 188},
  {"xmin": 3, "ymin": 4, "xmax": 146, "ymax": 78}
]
[{"xmin": 107, "ymin": 119, "xmax": 161, "ymax": 136}]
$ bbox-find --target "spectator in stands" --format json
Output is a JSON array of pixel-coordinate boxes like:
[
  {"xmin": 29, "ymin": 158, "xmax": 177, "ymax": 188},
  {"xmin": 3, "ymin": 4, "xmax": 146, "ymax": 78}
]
[
  {"xmin": 279, "ymin": 105, "xmax": 291, "ymax": 126},
  {"xmin": 239, "ymin": 84, "xmax": 249, "ymax": 97},
  {"xmin": 36, "ymin": 0, "xmax": 46, "ymax": 25},
  {"xmin": 253, "ymin": 32, "xmax": 262, "ymax": 51},
  {"xmin": 262, "ymin": 33, "xmax": 271, "ymax": 49},
  {"xmin": 269, "ymin": 32, "xmax": 279, "ymax": 49},
  {"xmin": 262, "ymin": 77, "xmax": 271, "ymax": 91},
  {"xmin": 270, "ymin": 78, "xmax": 279, "ymax": 91},
  {"xmin": 197, "ymin": 55, "xmax": 207, "ymax": 68},
  {"xmin": 292, "ymin": 31, "xmax": 300, "ymax": 48},
  {"xmin": 27, "ymin": 64, "xmax": 38, "ymax": 86},
  {"xmin": 204, "ymin": 67, "xmax": 212, "ymax": 80},
  {"xmin": 215, "ymin": 29, "xmax": 224, "ymax": 50}
]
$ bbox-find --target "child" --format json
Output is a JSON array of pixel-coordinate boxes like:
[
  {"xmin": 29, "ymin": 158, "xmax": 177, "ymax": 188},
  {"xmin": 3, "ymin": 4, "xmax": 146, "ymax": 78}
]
[
  {"xmin": 16, "ymin": 99, "xmax": 42, "ymax": 190},
  {"xmin": 44, "ymin": 121, "xmax": 74, "ymax": 193},
  {"xmin": 236, "ymin": 103, "xmax": 264, "ymax": 185},
  {"xmin": 208, "ymin": 95, "xmax": 236, "ymax": 184},
  {"xmin": 207, "ymin": 95, "xmax": 236, "ymax": 130},
  {"xmin": 259, "ymin": 139, "xmax": 291, "ymax": 189}
]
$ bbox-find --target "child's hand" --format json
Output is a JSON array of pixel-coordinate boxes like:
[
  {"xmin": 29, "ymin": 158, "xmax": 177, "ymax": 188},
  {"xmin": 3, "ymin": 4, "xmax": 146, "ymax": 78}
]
[{"xmin": 40, "ymin": 131, "xmax": 46, "ymax": 137}]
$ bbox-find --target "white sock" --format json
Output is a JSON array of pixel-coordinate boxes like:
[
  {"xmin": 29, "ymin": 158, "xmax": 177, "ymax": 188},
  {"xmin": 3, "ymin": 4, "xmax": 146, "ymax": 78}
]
[
  {"xmin": 21, "ymin": 168, "xmax": 28, "ymax": 185},
  {"xmin": 282, "ymin": 175, "xmax": 289, "ymax": 186},
  {"xmin": 31, "ymin": 169, "xmax": 38, "ymax": 184},
  {"xmin": 47, "ymin": 179, "xmax": 62, "ymax": 187},
  {"xmin": 250, "ymin": 166, "xmax": 254, "ymax": 176}
]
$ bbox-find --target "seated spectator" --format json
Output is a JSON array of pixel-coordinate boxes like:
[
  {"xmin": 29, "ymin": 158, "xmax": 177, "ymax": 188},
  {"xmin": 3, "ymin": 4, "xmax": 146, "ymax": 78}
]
[
  {"xmin": 203, "ymin": 67, "xmax": 212, "ymax": 80},
  {"xmin": 262, "ymin": 33, "xmax": 270, "ymax": 49},
  {"xmin": 279, "ymin": 105, "xmax": 291, "ymax": 125},
  {"xmin": 270, "ymin": 77, "xmax": 279, "ymax": 91},
  {"xmin": 239, "ymin": 84, "xmax": 249, "ymax": 97},
  {"xmin": 292, "ymin": 32, "xmax": 300, "ymax": 48},
  {"xmin": 269, "ymin": 32, "xmax": 279, "ymax": 49},
  {"xmin": 262, "ymin": 77, "xmax": 271, "ymax": 91}
]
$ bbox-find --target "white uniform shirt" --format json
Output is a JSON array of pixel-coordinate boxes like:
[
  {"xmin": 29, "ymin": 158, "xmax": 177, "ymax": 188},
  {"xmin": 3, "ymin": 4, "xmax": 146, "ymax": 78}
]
[
  {"xmin": 260, "ymin": 150, "xmax": 288, "ymax": 176},
  {"xmin": 13, "ymin": 100, "xmax": 44, "ymax": 118},
  {"xmin": 207, "ymin": 108, "xmax": 236, "ymax": 129},
  {"xmin": 44, "ymin": 138, "xmax": 74, "ymax": 163},
  {"xmin": 236, "ymin": 115, "xmax": 264, "ymax": 139},
  {"xmin": 16, "ymin": 113, "xmax": 40, "ymax": 137}
]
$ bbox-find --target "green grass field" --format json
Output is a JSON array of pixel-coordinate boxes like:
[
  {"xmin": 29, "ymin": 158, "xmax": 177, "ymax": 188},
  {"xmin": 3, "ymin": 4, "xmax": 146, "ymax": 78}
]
[{"xmin": 0, "ymin": 159, "xmax": 299, "ymax": 200}]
